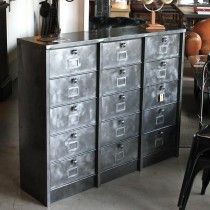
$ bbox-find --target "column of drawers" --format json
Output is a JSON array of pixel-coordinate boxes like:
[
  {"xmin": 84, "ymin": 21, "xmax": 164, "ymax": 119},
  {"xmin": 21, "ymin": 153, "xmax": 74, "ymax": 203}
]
[
  {"xmin": 99, "ymin": 39, "xmax": 142, "ymax": 182},
  {"xmin": 47, "ymin": 45, "xmax": 97, "ymax": 192},
  {"xmin": 142, "ymin": 34, "xmax": 181, "ymax": 167}
]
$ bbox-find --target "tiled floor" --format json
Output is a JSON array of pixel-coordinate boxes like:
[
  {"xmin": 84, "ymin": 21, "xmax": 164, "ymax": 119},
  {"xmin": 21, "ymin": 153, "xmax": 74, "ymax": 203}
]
[{"xmin": 0, "ymin": 79, "xmax": 210, "ymax": 210}]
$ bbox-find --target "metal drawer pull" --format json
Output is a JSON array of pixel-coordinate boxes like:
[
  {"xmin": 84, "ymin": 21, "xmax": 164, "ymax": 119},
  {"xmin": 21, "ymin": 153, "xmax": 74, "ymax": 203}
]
[
  {"xmin": 120, "ymin": 43, "xmax": 126, "ymax": 48},
  {"xmin": 71, "ymin": 105, "xmax": 77, "ymax": 111},
  {"xmin": 119, "ymin": 120, "xmax": 125, "ymax": 125},
  {"xmin": 118, "ymin": 143, "xmax": 124, "ymax": 149},
  {"xmin": 159, "ymin": 86, "xmax": 165, "ymax": 91},
  {"xmin": 160, "ymin": 61, "xmax": 167, "ymax": 67},
  {"xmin": 71, "ymin": 133, "xmax": 77, "ymax": 138},
  {"xmin": 71, "ymin": 49, "xmax": 78, "ymax": 55},
  {"xmin": 119, "ymin": 94, "xmax": 126, "ymax": 100},
  {"xmin": 71, "ymin": 78, "xmax": 78, "ymax": 83},
  {"xmin": 120, "ymin": 69, "xmax": 126, "ymax": 74},
  {"xmin": 162, "ymin": 36, "xmax": 168, "ymax": 43},
  {"xmin": 71, "ymin": 159, "xmax": 77, "ymax": 165},
  {"xmin": 158, "ymin": 108, "xmax": 164, "ymax": 114},
  {"xmin": 157, "ymin": 131, "xmax": 163, "ymax": 136}
]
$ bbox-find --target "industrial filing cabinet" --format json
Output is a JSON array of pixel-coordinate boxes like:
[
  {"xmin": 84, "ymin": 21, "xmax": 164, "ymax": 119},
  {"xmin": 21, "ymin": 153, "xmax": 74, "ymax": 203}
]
[{"xmin": 18, "ymin": 27, "xmax": 185, "ymax": 206}]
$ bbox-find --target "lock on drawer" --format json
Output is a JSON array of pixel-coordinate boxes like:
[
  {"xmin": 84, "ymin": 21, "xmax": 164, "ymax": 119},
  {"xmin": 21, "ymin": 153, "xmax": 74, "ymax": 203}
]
[
  {"xmin": 50, "ymin": 151, "xmax": 95, "ymax": 190},
  {"xmin": 100, "ymin": 137, "xmax": 138, "ymax": 171}
]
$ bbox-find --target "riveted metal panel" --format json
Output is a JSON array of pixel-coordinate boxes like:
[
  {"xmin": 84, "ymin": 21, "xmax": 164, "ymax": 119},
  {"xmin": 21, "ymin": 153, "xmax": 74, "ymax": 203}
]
[
  {"xmin": 50, "ymin": 72, "xmax": 96, "ymax": 106},
  {"xmin": 49, "ymin": 45, "xmax": 97, "ymax": 78},
  {"xmin": 144, "ymin": 57, "xmax": 179, "ymax": 86},
  {"xmin": 50, "ymin": 99, "xmax": 96, "ymax": 134},
  {"xmin": 142, "ymin": 103, "xmax": 177, "ymax": 133},
  {"xmin": 50, "ymin": 125, "xmax": 96, "ymax": 161},
  {"xmin": 50, "ymin": 151, "xmax": 95, "ymax": 190},
  {"xmin": 145, "ymin": 34, "xmax": 180, "ymax": 61},
  {"xmin": 101, "ymin": 64, "xmax": 141, "ymax": 95},
  {"xmin": 101, "ymin": 89, "xmax": 140, "ymax": 120},
  {"xmin": 100, "ymin": 137, "xmax": 138, "ymax": 171},
  {"xmin": 102, "ymin": 39, "xmax": 141, "ymax": 69},
  {"xmin": 101, "ymin": 113, "xmax": 139, "ymax": 146},
  {"xmin": 143, "ymin": 81, "xmax": 178, "ymax": 110}
]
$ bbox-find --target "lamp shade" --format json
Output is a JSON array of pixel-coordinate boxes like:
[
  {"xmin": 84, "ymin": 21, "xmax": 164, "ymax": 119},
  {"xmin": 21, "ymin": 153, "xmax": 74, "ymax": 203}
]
[{"xmin": 161, "ymin": 0, "xmax": 173, "ymax": 4}]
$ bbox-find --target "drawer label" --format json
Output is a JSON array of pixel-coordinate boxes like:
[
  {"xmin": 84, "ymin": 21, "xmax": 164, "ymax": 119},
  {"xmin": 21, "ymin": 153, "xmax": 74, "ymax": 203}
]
[
  {"xmin": 117, "ymin": 77, "xmax": 126, "ymax": 87},
  {"xmin": 68, "ymin": 114, "xmax": 79, "ymax": 125},
  {"xmin": 117, "ymin": 51, "xmax": 127, "ymax": 61},
  {"xmin": 155, "ymin": 138, "xmax": 164, "ymax": 148},
  {"xmin": 68, "ymin": 87, "xmax": 79, "ymax": 98},
  {"xmin": 115, "ymin": 151, "xmax": 124, "ymax": 161},
  {"xmin": 160, "ymin": 45, "xmax": 168, "ymax": 54},
  {"xmin": 67, "ymin": 167, "xmax": 78, "ymax": 178},
  {"xmin": 116, "ymin": 102, "xmax": 126, "ymax": 112},
  {"xmin": 67, "ymin": 58, "xmax": 81, "ymax": 69},
  {"xmin": 116, "ymin": 127, "xmax": 125, "ymax": 137},
  {"xmin": 157, "ymin": 69, "xmax": 166, "ymax": 79},
  {"xmin": 65, "ymin": 141, "xmax": 78, "ymax": 152},
  {"xmin": 156, "ymin": 115, "xmax": 164, "ymax": 125}
]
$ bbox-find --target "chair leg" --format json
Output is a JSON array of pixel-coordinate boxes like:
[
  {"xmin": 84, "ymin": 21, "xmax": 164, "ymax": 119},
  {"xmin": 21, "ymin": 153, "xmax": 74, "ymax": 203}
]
[{"xmin": 201, "ymin": 168, "xmax": 210, "ymax": 195}]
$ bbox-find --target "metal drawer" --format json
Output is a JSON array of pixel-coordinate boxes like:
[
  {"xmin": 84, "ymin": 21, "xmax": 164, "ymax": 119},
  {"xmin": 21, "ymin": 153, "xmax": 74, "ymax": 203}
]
[
  {"xmin": 144, "ymin": 57, "xmax": 179, "ymax": 86},
  {"xmin": 49, "ymin": 44, "xmax": 97, "ymax": 78},
  {"xmin": 142, "ymin": 103, "xmax": 177, "ymax": 134},
  {"xmin": 100, "ymin": 137, "xmax": 138, "ymax": 171},
  {"xmin": 143, "ymin": 81, "xmax": 178, "ymax": 110},
  {"xmin": 50, "ymin": 72, "xmax": 96, "ymax": 106},
  {"xmin": 50, "ymin": 151, "xmax": 95, "ymax": 189},
  {"xmin": 50, "ymin": 99, "xmax": 96, "ymax": 134},
  {"xmin": 101, "ymin": 89, "xmax": 140, "ymax": 120},
  {"xmin": 144, "ymin": 34, "xmax": 180, "ymax": 61},
  {"xmin": 101, "ymin": 113, "xmax": 139, "ymax": 146},
  {"xmin": 142, "ymin": 126, "xmax": 177, "ymax": 155},
  {"xmin": 50, "ymin": 125, "xmax": 96, "ymax": 161},
  {"xmin": 102, "ymin": 39, "xmax": 141, "ymax": 69},
  {"xmin": 101, "ymin": 64, "xmax": 141, "ymax": 95}
]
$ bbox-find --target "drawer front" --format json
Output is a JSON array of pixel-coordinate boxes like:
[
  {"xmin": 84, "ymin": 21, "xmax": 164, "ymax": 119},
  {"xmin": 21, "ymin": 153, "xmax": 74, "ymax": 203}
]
[
  {"xmin": 143, "ymin": 81, "xmax": 178, "ymax": 109},
  {"xmin": 49, "ymin": 45, "xmax": 97, "ymax": 78},
  {"xmin": 144, "ymin": 34, "xmax": 180, "ymax": 61},
  {"xmin": 50, "ymin": 99, "xmax": 96, "ymax": 134},
  {"xmin": 102, "ymin": 39, "xmax": 141, "ymax": 69},
  {"xmin": 142, "ymin": 103, "xmax": 177, "ymax": 133},
  {"xmin": 50, "ymin": 126, "xmax": 96, "ymax": 161},
  {"xmin": 50, "ymin": 151, "xmax": 95, "ymax": 189},
  {"xmin": 101, "ymin": 64, "xmax": 141, "ymax": 95},
  {"xmin": 101, "ymin": 89, "xmax": 140, "ymax": 120},
  {"xmin": 100, "ymin": 137, "xmax": 138, "ymax": 171},
  {"xmin": 101, "ymin": 113, "xmax": 139, "ymax": 146},
  {"xmin": 144, "ymin": 58, "xmax": 179, "ymax": 86},
  {"xmin": 50, "ymin": 72, "xmax": 96, "ymax": 106},
  {"xmin": 142, "ymin": 126, "xmax": 177, "ymax": 155}
]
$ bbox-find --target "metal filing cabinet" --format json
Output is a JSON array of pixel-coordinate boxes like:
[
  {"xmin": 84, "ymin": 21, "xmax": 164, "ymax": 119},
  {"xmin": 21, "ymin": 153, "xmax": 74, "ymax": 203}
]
[
  {"xmin": 99, "ymin": 39, "xmax": 141, "ymax": 183},
  {"xmin": 18, "ymin": 28, "xmax": 185, "ymax": 206},
  {"xmin": 142, "ymin": 34, "xmax": 182, "ymax": 167}
]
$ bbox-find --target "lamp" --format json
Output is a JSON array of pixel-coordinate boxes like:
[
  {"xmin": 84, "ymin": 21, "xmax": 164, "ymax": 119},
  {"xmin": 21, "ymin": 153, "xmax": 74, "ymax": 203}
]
[
  {"xmin": 39, "ymin": 0, "xmax": 74, "ymax": 42},
  {"xmin": 141, "ymin": 0, "xmax": 173, "ymax": 31}
]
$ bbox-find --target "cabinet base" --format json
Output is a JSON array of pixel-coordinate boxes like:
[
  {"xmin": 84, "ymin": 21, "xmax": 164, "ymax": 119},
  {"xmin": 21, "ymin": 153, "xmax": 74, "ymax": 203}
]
[{"xmin": 0, "ymin": 76, "xmax": 12, "ymax": 101}]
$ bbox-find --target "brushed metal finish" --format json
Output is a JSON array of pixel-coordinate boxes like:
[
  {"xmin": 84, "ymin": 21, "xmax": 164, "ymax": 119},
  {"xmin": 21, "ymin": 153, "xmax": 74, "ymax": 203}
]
[
  {"xmin": 143, "ymin": 81, "xmax": 178, "ymax": 110},
  {"xmin": 50, "ymin": 151, "xmax": 95, "ymax": 190},
  {"xmin": 102, "ymin": 39, "xmax": 141, "ymax": 69},
  {"xmin": 49, "ymin": 45, "xmax": 97, "ymax": 78},
  {"xmin": 101, "ymin": 113, "xmax": 139, "ymax": 146},
  {"xmin": 50, "ymin": 125, "xmax": 96, "ymax": 161},
  {"xmin": 142, "ymin": 103, "xmax": 177, "ymax": 134},
  {"xmin": 101, "ymin": 89, "xmax": 140, "ymax": 120},
  {"xmin": 145, "ymin": 34, "xmax": 180, "ymax": 61},
  {"xmin": 144, "ymin": 57, "xmax": 179, "ymax": 86},
  {"xmin": 50, "ymin": 72, "xmax": 96, "ymax": 106},
  {"xmin": 100, "ymin": 137, "xmax": 138, "ymax": 171},
  {"xmin": 50, "ymin": 99, "xmax": 96, "ymax": 134},
  {"xmin": 142, "ymin": 126, "xmax": 177, "ymax": 155},
  {"xmin": 101, "ymin": 64, "xmax": 141, "ymax": 95}
]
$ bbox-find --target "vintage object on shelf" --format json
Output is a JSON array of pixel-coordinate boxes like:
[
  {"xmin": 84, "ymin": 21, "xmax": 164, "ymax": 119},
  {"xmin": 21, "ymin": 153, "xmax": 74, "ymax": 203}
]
[
  {"xmin": 0, "ymin": 2, "xmax": 12, "ymax": 101},
  {"xmin": 17, "ymin": 26, "xmax": 185, "ymax": 206}
]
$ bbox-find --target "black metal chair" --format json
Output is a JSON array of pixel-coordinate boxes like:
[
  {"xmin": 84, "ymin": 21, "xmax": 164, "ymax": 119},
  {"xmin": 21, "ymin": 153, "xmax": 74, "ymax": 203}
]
[{"xmin": 178, "ymin": 58, "xmax": 210, "ymax": 210}]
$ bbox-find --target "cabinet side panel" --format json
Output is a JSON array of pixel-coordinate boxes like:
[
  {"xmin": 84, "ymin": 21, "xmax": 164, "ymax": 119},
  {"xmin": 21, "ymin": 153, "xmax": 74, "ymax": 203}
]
[{"xmin": 18, "ymin": 42, "xmax": 48, "ymax": 206}]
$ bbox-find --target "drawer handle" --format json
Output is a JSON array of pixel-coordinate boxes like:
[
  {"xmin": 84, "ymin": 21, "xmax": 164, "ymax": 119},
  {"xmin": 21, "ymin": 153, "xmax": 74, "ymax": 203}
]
[
  {"xmin": 160, "ymin": 61, "xmax": 166, "ymax": 67},
  {"xmin": 71, "ymin": 49, "xmax": 78, "ymax": 55},
  {"xmin": 162, "ymin": 36, "xmax": 168, "ymax": 43},
  {"xmin": 71, "ymin": 78, "xmax": 78, "ymax": 83},
  {"xmin": 120, "ymin": 69, "xmax": 126, "ymax": 75},
  {"xmin": 119, "ymin": 120, "xmax": 125, "ymax": 125},
  {"xmin": 118, "ymin": 143, "xmax": 124, "ymax": 150},
  {"xmin": 120, "ymin": 43, "xmax": 126, "ymax": 48},
  {"xmin": 157, "ymin": 131, "xmax": 163, "ymax": 136},
  {"xmin": 71, "ymin": 159, "xmax": 77, "ymax": 165},
  {"xmin": 71, "ymin": 105, "xmax": 78, "ymax": 111},
  {"xmin": 119, "ymin": 94, "xmax": 126, "ymax": 100},
  {"xmin": 158, "ymin": 108, "xmax": 164, "ymax": 114},
  {"xmin": 71, "ymin": 133, "xmax": 77, "ymax": 138},
  {"xmin": 159, "ymin": 86, "xmax": 165, "ymax": 91}
]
